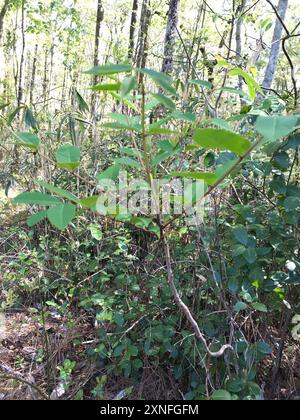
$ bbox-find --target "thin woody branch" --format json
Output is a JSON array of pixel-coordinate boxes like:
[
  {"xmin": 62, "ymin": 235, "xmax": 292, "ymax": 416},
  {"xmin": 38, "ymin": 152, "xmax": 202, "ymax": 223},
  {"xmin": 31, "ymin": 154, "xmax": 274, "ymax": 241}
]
[{"xmin": 161, "ymin": 229, "xmax": 233, "ymax": 358}]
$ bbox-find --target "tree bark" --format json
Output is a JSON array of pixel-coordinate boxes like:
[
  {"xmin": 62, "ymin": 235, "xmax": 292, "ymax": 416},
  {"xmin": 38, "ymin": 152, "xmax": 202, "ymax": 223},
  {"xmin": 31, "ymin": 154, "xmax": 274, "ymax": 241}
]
[
  {"xmin": 91, "ymin": 0, "xmax": 104, "ymax": 116},
  {"xmin": 17, "ymin": 0, "xmax": 25, "ymax": 107},
  {"xmin": 161, "ymin": 0, "xmax": 180, "ymax": 74},
  {"xmin": 262, "ymin": 0, "xmax": 289, "ymax": 90},
  {"xmin": 0, "ymin": 0, "xmax": 9, "ymax": 86},
  {"xmin": 42, "ymin": 47, "xmax": 48, "ymax": 108},
  {"xmin": 128, "ymin": 0, "xmax": 139, "ymax": 60},
  {"xmin": 190, "ymin": 3, "xmax": 206, "ymax": 81},
  {"xmin": 0, "ymin": 0, "xmax": 9, "ymax": 46},
  {"xmin": 29, "ymin": 44, "xmax": 38, "ymax": 105},
  {"xmin": 135, "ymin": 0, "xmax": 151, "ymax": 70},
  {"xmin": 236, "ymin": 1, "xmax": 246, "ymax": 80},
  {"xmin": 48, "ymin": 43, "xmax": 55, "ymax": 93},
  {"xmin": 235, "ymin": 0, "xmax": 247, "ymax": 104}
]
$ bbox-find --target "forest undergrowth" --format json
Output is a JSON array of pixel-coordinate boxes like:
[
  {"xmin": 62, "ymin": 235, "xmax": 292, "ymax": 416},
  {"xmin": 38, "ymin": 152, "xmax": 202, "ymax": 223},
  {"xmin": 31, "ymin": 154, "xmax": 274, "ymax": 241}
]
[{"xmin": 0, "ymin": 0, "xmax": 300, "ymax": 402}]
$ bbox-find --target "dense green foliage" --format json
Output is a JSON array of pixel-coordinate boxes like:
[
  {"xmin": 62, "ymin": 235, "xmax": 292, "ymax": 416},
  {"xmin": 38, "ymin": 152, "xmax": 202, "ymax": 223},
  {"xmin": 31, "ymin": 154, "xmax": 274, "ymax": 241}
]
[{"xmin": 0, "ymin": 0, "xmax": 299, "ymax": 402}]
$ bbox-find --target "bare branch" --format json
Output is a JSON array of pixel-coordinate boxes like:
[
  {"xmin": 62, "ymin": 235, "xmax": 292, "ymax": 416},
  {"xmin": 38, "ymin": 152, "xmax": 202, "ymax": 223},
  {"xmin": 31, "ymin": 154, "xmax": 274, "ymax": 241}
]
[{"xmin": 161, "ymin": 230, "xmax": 233, "ymax": 358}]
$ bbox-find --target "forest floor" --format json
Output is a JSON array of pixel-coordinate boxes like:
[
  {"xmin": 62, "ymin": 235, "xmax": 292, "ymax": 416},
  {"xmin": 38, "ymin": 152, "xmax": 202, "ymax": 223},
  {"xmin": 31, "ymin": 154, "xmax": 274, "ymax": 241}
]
[
  {"xmin": 1, "ymin": 308, "xmax": 300, "ymax": 400},
  {"xmin": 0, "ymin": 196, "xmax": 300, "ymax": 400},
  {"xmin": 0, "ymin": 310, "xmax": 181, "ymax": 400}
]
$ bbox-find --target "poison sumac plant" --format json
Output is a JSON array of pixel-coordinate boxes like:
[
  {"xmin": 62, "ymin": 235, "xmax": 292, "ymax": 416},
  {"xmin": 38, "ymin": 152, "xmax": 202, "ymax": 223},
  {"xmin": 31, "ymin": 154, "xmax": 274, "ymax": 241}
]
[{"xmin": 8, "ymin": 64, "xmax": 300, "ymax": 399}]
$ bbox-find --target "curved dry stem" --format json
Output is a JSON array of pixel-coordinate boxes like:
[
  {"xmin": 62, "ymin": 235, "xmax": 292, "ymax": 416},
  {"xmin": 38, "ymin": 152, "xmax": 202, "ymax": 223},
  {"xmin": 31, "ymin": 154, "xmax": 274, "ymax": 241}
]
[{"xmin": 161, "ymin": 231, "xmax": 233, "ymax": 358}]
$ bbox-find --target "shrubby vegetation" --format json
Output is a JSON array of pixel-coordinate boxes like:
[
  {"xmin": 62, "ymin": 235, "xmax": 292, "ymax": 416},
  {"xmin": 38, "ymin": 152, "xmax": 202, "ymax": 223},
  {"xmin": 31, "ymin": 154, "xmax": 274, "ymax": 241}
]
[{"xmin": 0, "ymin": 0, "xmax": 299, "ymax": 401}]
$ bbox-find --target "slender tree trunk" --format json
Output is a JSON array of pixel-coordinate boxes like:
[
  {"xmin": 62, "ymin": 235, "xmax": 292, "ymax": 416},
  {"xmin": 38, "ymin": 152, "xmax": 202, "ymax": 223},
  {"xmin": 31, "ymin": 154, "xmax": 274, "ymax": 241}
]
[
  {"xmin": 42, "ymin": 47, "xmax": 48, "ymax": 108},
  {"xmin": 136, "ymin": 0, "xmax": 151, "ymax": 76},
  {"xmin": 262, "ymin": 0, "xmax": 289, "ymax": 90},
  {"xmin": 29, "ymin": 43, "xmax": 38, "ymax": 105},
  {"xmin": 140, "ymin": 4, "xmax": 151, "ymax": 71},
  {"xmin": 187, "ymin": 3, "xmax": 204, "ymax": 80},
  {"xmin": 12, "ymin": 11, "xmax": 18, "ymax": 99},
  {"xmin": 61, "ymin": 66, "xmax": 67, "ymax": 107},
  {"xmin": 17, "ymin": 0, "xmax": 25, "ymax": 107},
  {"xmin": 48, "ymin": 43, "xmax": 55, "ymax": 92},
  {"xmin": 0, "ymin": 0, "xmax": 9, "ymax": 87},
  {"xmin": 0, "ymin": 0, "xmax": 9, "ymax": 45},
  {"xmin": 192, "ymin": 3, "xmax": 206, "ymax": 81},
  {"xmin": 235, "ymin": 0, "xmax": 247, "ymax": 104},
  {"xmin": 91, "ymin": 0, "xmax": 104, "ymax": 116},
  {"xmin": 128, "ymin": 0, "xmax": 139, "ymax": 60},
  {"xmin": 161, "ymin": 0, "xmax": 180, "ymax": 74},
  {"xmin": 60, "ymin": 9, "xmax": 75, "ymax": 109},
  {"xmin": 236, "ymin": 0, "xmax": 246, "ymax": 70}
]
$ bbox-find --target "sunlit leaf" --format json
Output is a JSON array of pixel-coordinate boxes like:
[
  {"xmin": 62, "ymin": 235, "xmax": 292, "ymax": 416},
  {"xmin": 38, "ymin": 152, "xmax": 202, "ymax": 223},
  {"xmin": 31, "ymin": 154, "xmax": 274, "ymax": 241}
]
[
  {"xmin": 84, "ymin": 63, "xmax": 132, "ymax": 75},
  {"xmin": 91, "ymin": 83, "xmax": 121, "ymax": 91},
  {"xmin": 194, "ymin": 128, "xmax": 251, "ymax": 155},
  {"xmin": 229, "ymin": 68, "xmax": 263, "ymax": 100},
  {"xmin": 171, "ymin": 171, "xmax": 218, "ymax": 185}
]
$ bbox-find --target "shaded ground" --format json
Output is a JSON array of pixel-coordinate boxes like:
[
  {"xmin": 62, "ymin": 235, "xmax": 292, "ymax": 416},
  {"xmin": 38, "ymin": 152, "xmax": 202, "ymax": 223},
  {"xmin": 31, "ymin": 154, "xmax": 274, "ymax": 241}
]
[
  {"xmin": 0, "ymin": 307, "xmax": 299, "ymax": 400},
  {"xmin": 0, "ymin": 311, "xmax": 180, "ymax": 400}
]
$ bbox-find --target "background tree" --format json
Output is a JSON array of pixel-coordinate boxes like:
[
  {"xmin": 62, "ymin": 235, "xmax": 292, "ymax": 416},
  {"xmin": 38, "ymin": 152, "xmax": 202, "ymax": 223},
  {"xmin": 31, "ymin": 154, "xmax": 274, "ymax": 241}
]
[
  {"xmin": 91, "ymin": 0, "xmax": 104, "ymax": 116},
  {"xmin": 235, "ymin": 0, "xmax": 247, "ymax": 93},
  {"xmin": 262, "ymin": 0, "xmax": 289, "ymax": 90},
  {"xmin": 161, "ymin": 0, "xmax": 180, "ymax": 74},
  {"xmin": 0, "ymin": 0, "xmax": 9, "ymax": 46},
  {"xmin": 135, "ymin": 0, "xmax": 151, "ymax": 71},
  {"xmin": 17, "ymin": 0, "xmax": 25, "ymax": 107},
  {"xmin": 128, "ymin": 0, "xmax": 139, "ymax": 60}
]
